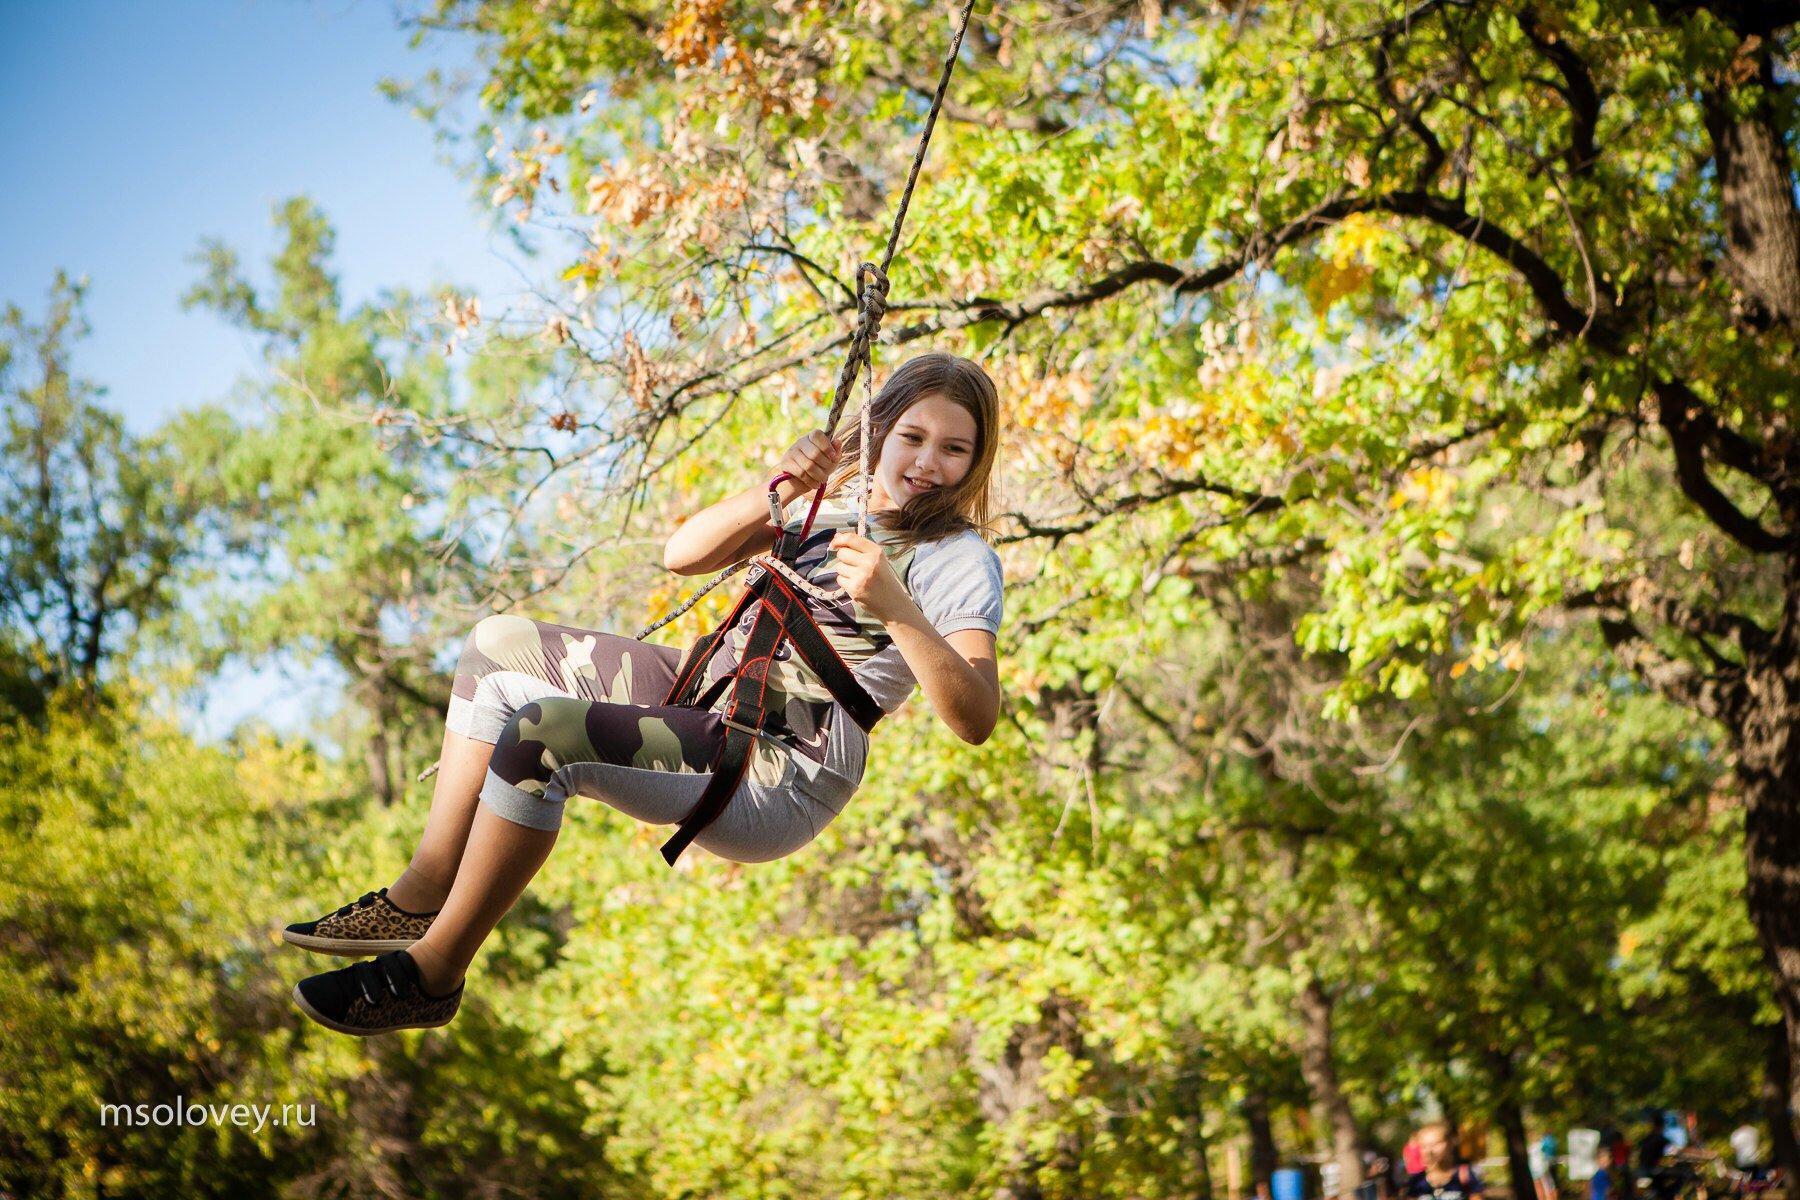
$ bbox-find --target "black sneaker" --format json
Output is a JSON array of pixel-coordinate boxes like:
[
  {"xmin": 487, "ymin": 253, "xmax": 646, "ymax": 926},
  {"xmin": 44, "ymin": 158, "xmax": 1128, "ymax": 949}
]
[
  {"xmin": 292, "ymin": 950, "xmax": 462, "ymax": 1036},
  {"xmin": 282, "ymin": 888, "xmax": 437, "ymax": 956}
]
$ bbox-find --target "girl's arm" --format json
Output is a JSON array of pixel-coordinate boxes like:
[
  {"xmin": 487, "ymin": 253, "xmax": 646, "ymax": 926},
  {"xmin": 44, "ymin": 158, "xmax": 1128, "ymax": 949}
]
[
  {"xmin": 665, "ymin": 431, "xmax": 842, "ymax": 576},
  {"xmin": 825, "ymin": 528, "xmax": 1001, "ymax": 744},
  {"xmin": 662, "ymin": 479, "xmax": 798, "ymax": 576},
  {"xmin": 881, "ymin": 614, "xmax": 1000, "ymax": 745}
]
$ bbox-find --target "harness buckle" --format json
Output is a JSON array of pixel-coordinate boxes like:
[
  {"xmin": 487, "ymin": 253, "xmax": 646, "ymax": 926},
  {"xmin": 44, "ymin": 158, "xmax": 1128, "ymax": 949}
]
[{"xmin": 721, "ymin": 713, "xmax": 767, "ymax": 738}]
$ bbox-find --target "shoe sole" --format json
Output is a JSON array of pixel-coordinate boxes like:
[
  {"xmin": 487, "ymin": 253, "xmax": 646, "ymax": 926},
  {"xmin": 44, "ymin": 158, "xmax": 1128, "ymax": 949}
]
[
  {"xmin": 282, "ymin": 929, "xmax": 421, "ymax": 956},
  {"xmin": 290, "ymin": 984, "xmax": 456, "ymax": 1037}
]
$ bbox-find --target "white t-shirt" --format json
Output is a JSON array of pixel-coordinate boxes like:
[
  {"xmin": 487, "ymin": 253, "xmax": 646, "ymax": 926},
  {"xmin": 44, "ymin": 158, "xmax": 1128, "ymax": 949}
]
[
  {"xmin": 1731, "ymin": 1125, "xmax": 1761, "ymax": 1169},
  {"xmin": 820, "ymin": 510, "xmax": 1004, "ymax": 800},
  {"xmin": 696, "ymin": 490, "xmax": 1004, "ymax": 806}
]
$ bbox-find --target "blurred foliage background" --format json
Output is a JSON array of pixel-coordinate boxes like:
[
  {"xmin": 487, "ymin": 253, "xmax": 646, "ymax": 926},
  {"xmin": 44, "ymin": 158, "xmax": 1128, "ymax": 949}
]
[{"xmin": 4, "ymin": 1, "xmax": 1798, "ymax": 1196}]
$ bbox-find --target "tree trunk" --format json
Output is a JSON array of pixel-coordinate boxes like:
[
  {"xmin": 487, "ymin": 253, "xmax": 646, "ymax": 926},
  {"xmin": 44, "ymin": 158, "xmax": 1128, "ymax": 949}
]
[
  {"xmin": 1762, "ymin": 1021, "xmax": 1800, "ymax": 1196},
  {"xmin": 364, "ymin": 676, "xmax": 398, "ymax": 807},
  {"xmin": 1701, "ymin": 47, "xmax": 1800, "ymax": 326},
  {"xmin": 1296, "ymin": 976, "xmax": 1366, "ymax": 1200},
  {"xmin": 1246, "ymin": 1091, "xmax": 1280, "ymax": 1200},
  {"xmin": 1739, "ymin": 563, "xmax": 1800, "ymax": 1147},
  {"xmin": 1176, "ymin": 1059, "xmax": 1218, "ymax": 1200},
  {"xmin": 974, "ymin": 994, "xmax": 1088, "ymax": 1200},
  {"xmin": 1195, "ymin": 1114, "xmax": 1218, "ymax": 1200},
  {"xmin": 1491, "ymin": 1090, "xmax": 1534, "ymax": 1200}
]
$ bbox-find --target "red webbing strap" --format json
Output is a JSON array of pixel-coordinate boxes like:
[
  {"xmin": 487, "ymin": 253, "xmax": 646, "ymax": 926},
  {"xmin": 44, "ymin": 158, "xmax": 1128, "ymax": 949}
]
[
  {"xmin": 662, "ymin": 568, "xmax": 769, "ymax": 706},
  {"xmin": 659, "ymin": 572, "xmax": 802, "ymax": 866}
]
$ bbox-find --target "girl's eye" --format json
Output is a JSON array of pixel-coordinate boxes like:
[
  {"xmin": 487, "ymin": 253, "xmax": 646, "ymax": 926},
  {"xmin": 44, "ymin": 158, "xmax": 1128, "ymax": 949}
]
[{"xmin": 902, "ymin": 434, "xmax": 968, "ymax": 454}]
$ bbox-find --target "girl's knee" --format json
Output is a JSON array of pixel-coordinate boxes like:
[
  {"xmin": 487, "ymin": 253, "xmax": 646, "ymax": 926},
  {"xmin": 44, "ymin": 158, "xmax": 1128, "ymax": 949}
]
[{"xmin": 492, "ymin": 698, "xmax": 596, "ymax": 788}]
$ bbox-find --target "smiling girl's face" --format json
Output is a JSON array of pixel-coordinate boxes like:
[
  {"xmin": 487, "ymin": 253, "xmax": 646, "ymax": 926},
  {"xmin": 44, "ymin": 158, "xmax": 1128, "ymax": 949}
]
[{"xmin": 864, "ymin": 392, "xmax": 978, "ymax": 514}]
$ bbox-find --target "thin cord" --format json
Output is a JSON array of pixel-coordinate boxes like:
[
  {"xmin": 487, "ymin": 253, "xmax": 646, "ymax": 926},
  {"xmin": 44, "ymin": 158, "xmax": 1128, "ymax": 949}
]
[{"xmin": 637, "ymin": 0, "xmax": 980, "ymax": 639}]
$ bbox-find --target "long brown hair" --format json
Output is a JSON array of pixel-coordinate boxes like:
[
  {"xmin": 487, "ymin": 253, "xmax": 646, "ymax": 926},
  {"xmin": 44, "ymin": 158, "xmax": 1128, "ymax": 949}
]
[{"xmin": 823, "ymin": 352, "xmax": 1002, "ymax": 553}]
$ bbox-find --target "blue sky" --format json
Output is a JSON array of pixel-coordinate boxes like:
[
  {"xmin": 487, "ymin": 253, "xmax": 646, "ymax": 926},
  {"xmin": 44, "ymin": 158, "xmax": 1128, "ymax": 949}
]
[
  {"xmin": 0, "ymin": 0, "xmax": 528, "ymax": 434},
  {"xmin": 1, "ymin": 1, "xmax": 540, "ymax": 738}
]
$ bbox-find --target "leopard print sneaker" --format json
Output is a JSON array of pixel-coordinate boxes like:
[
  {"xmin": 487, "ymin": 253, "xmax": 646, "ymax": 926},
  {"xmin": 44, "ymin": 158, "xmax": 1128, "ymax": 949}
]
[
  {"xmin": 282, "ymin": 888, "xmax": 437, "ymax": 956},
  {"xmin": 292, "ymin": 950, "xmax": 462, "ymax": 1036}
]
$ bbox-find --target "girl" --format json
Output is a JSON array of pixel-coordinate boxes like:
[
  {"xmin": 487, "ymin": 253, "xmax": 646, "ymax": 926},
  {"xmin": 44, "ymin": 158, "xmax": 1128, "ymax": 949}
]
[
  {"xmin": 1407, "ymin": 1123, "xmax": 1484, "ymax": 1200},
  {"xmin": 283, "ymin": 352, "xmax": 1006, "ymax": 1035}
]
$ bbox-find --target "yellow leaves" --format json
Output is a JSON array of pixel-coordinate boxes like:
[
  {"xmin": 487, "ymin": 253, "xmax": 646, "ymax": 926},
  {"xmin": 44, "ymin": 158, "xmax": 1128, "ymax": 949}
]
[
  {"xmin": 619, "ymin": 331, "xmax": 660, "ymax": 411},
  {"xmin": 1390, "ymin": 466, "xmax": 1454, "ymax": 510},
  {"xmin": 440, "ymin": 291, "xmax": 482, "ymax": 356},
  {"xmin": 994, "ymin": 358, "xmax": 1093, "ymax": 439},
  {"xmin": 1304, "ymin": 259, "xmax": 1374, "ymax": 314},
  {"xmin": 586, "ymin": 165, "xmax": 681, "ymax": 226},
  {"xmin": 443, "ymin": 292, "xmax": 481, "ymax": 334},
  {"xmin": 1449, "ymin": 640, "xmax": 1525, "ymax": 678},
  {"xmin": 586, "ymin": 158, "xmax": 749, "ymax": 253},
  {"xmin": 656, "ymin": 0, "xmax": 732, "ymax": 69},
  {"xmin": 670, "ymin": 283, "xmax": 708, "ymax": 337},
  {"xmin": 1726, "ymin": 34, "xmax": 1765, "ymax": 87},
  {"xmin": 1332, "ymin": 213, "xmax": 1384, "ymax": 263},
  {"xmin": 653, "ymin": 1, "xmax": 820, "ymax": 119},
  {"xmin": 1109, "ymin": 412, "xmax": 1210, "ymax": 471},
  {"xmin": 489, "ymin": 127, "xmax": 564, "ymax": 224},
  {"xmin": 1303, "ymin": 213, "xmax": 1386, "ymax": 314}
]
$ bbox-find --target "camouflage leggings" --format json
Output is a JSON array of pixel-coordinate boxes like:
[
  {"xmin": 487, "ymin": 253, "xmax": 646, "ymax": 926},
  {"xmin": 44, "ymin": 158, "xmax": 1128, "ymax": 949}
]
[{"xmin": 444, "ymin": 614, "xmax": 839, "ymax": 863}]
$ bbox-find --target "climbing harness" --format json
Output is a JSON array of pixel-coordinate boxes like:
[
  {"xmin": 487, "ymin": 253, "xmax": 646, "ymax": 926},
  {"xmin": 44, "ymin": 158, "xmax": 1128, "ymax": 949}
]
[{"xmin": 640, "ymin": 0, "xmax": 980, "ymax": 866}]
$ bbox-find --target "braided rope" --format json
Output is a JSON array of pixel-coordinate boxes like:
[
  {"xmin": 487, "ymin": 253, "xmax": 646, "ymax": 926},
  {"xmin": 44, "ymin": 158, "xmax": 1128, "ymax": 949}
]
[
  {"xmin": 820, "ymin": 0, "xmax": 979, "ymax": 442},
  {"xmin": 750, "ymin": 553, "xmax": 848, "ymax": 603},
  {"xmin": 857, "ymin": 340, "xmax": 874, "ymax": 539},
  {"xmin": 634, "ymin": 557, "xmax": 753, "ymax": 640}
]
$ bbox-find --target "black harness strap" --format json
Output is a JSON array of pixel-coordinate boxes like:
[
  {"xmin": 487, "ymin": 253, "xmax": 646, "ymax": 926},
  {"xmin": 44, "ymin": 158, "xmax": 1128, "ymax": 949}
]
[
  {"xmin": 659, "ymin": 569, "xmax": 799, "ymax": 865},
  {"xmin": 778, "ymin": 593, "xmax": 883, "ymax": 733},
  {"xmin": 658, "ymin": 564, "xmax": 885, "ymax": 866}
]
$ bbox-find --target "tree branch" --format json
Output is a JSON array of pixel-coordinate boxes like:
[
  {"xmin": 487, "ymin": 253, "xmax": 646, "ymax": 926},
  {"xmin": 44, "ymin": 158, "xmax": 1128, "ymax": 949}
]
[
  {"xmin": 1597, "ymin": 614, "xmax": 1745, "ymax": 723},
  {"xmin": 994, "ymin": 469, "xmax": 1284, "ymax": 545},
  {"xmin": 1516, "ymin": 7, "xmax": 1602, "ymax": 175},
  {"xmin": 1654, "ymin": 377, "xmax": 1793, "ymax": 552},
  {"xmin": 867, "ymin": 63, "xmax": 1069, "ymax": 135},
  {"xmin": 1568, "ymin": 577, "xmax": 1773, "ymax": 658}
]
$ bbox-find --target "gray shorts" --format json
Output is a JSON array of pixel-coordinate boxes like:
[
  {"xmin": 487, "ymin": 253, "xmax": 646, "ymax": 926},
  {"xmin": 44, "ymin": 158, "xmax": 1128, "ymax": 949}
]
[{"xmin": 444, "ymin": 614, "xmax": 841, "ymax": 863}]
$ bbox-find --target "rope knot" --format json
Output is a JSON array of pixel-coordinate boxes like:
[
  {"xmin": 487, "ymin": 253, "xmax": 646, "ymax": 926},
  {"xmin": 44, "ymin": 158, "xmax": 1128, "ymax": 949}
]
[{"xmin": 856, "ymin": 262, "xmax": 890, "ymax": 325}]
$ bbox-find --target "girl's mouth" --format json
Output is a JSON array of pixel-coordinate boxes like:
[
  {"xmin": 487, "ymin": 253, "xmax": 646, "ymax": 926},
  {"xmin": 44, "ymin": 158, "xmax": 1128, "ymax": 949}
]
[{"xmin": 904, "ymin": 475, "xmax": 936, "ymax": 491}]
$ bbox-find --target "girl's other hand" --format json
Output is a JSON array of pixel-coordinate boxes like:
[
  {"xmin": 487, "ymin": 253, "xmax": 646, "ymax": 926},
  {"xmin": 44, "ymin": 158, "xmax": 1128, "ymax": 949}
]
[{"xmin": 829, "ymin": 530, "xmax": 912, "ymax": 625}]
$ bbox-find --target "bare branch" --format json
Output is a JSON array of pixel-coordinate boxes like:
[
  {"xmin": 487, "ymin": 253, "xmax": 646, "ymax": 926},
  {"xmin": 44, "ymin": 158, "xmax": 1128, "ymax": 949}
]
[
  {"xmin": 1598, "ymin": 615, "xmax": 1745, "ymax": 723},
  {"xmin": 1568, "ymin": 577, "xmax": 1773, "ymax": 658},
  {"xmin": 1654, "ymin": 378, "xmax": 1793, "ymax": 552}
]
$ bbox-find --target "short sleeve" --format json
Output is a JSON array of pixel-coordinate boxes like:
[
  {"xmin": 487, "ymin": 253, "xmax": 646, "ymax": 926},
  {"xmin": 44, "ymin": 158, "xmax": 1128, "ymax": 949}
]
[{"xmin": 907, "ymin": 533, "xmax": 1003, "ymax": 637}]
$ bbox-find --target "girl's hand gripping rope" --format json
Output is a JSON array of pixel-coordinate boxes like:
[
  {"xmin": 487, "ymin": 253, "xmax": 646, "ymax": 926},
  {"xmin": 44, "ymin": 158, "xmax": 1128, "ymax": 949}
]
[
  {"xmin": 774, "ymin": 430, "xmax": 842, "ymax": 497},
  {"xmin": 829, "ymin": 530, "xmax": 913, "ymax": 625}
]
